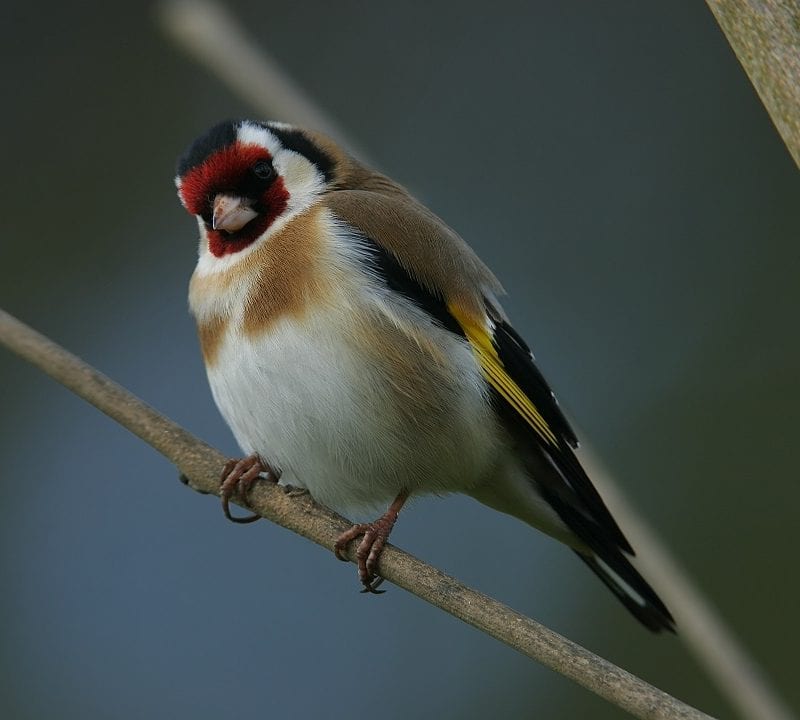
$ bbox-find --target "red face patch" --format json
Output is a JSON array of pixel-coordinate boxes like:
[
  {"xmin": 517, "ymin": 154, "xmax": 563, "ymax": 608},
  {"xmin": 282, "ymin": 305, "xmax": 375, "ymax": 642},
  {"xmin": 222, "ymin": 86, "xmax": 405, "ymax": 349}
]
[{"xmin": 178, "ymin": 143, "xmax": 290, "ymax": 257}]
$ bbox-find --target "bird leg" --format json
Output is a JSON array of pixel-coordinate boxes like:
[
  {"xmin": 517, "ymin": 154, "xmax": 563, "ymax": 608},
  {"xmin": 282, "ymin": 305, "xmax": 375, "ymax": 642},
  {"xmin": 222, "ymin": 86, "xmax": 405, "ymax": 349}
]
[
  {"xmin": 334, "ymin": 490, "xmax": 409, "ymax": 593},
  {"xmin": 219, "ymin": 454, "xmax": 279, "ymax": 523}
]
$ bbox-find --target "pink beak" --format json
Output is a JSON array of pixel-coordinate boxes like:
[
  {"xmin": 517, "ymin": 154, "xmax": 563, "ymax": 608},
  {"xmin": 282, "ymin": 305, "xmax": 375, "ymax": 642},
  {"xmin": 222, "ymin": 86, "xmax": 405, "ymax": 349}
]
[{"xmin": 212, "ymin": 193, "xmax": 259, "ymax": 233}]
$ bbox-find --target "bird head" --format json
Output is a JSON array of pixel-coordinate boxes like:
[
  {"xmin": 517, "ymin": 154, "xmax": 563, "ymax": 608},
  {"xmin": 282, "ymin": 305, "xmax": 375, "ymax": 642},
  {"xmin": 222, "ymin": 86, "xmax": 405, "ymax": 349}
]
[{"xmin": 175, "ymin": 119, "xmax": 336, "ymax": 258}]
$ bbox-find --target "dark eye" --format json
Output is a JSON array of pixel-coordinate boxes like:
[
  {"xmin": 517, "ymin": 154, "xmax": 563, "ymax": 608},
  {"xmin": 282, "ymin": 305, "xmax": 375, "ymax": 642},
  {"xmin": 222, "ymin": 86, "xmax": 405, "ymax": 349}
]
[{"xmin": 252, "ymin": 160, "xmax": 276, "ymax": 181}]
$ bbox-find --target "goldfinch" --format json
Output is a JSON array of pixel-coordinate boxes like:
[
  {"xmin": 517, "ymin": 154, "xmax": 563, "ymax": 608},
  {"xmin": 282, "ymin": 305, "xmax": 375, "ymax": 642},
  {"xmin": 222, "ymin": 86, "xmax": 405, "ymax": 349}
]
[{"xmin": 175, "ymin": 119, "xmax": 674, "ymax": 632}]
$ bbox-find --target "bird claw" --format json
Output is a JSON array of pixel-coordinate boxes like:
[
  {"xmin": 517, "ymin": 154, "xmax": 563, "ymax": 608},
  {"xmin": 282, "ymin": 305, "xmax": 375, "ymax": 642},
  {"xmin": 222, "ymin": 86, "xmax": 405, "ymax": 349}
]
[
  {"xmin": 333, "ymin": 516, "xmax": 396, "ymax": 593},
  {"xmin": 333, "ymin": 491, "xmax": 408, "ymax": 593},
  {"xmin": 219, "ymin": 454, "xmax": 279, "ymax": 523},
  {"xmin": 360, "ymin": 575, "xmax": 386, "ymax": 594}
]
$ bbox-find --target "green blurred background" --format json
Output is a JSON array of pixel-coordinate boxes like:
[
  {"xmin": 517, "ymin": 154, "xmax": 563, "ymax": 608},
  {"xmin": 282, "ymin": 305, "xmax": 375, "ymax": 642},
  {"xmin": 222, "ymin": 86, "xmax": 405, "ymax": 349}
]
[{"xmin": 1, "ymin": 2, "xmax": 798, "ymax": 718}]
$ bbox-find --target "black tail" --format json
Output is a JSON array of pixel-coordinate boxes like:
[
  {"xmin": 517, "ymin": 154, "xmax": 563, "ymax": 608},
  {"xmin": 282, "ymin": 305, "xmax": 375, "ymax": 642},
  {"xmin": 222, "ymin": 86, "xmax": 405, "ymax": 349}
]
[
  {"xmin": 523, "ymin": 450, "xmax": 676, "ymax": 633},
  {"xmin": 575, "ymin": 550, "xmax": 675, "ymax": 633}
]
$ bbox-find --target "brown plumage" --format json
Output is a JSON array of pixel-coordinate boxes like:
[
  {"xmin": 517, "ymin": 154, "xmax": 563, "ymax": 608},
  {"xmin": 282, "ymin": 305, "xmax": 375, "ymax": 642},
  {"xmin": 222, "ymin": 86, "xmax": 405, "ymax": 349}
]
[
  {"xmin": 241, "ymin": 204, "xmax": 334, "ymax": 337},
  {"xmin": 195, "ymin": 313, "xmax": 227, "ymax": 366}
]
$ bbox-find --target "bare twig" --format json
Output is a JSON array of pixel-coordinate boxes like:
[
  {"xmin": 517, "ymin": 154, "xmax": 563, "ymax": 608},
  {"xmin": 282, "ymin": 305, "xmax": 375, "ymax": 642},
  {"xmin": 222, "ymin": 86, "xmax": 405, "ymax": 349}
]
[
  {"xmin": 156, "ymin": 0, "xmax": 370, "ymax": 161},
  {"xmin": 0, "ymin": 310, "xmax": 715, "ymax": 720},
  {"xmin": 155, "ymin": 2, "xmax": 795, "ymax": 719},
  {"xmin": 706, "ymin": 0, "xmax": 800, "ymax": 170}
]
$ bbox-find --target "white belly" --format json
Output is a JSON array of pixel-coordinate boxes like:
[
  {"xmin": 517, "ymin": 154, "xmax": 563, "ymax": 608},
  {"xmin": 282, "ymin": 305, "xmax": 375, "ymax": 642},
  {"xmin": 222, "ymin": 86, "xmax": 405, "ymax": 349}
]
[{"xmin": 206, "ymin": 302, "xmax": 501, "ymax": 514}]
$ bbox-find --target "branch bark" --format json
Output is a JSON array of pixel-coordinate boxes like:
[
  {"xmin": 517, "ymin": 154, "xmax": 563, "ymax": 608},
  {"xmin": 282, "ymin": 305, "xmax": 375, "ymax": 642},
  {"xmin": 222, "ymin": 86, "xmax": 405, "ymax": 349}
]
[
  {"xmin": 706, "ymin": 0, "xmax": 800, "ymax": 169},
  {"xmin": 0, "ymin": 307, "xmax": 715, "ymax": 720}
]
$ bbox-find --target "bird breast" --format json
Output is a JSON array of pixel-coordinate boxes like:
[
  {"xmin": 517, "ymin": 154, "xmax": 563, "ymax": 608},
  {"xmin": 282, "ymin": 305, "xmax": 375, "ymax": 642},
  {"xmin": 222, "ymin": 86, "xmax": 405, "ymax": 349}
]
[{"xmin": 190, "ymin": 207, "xmax": 501, "ymax": 513}]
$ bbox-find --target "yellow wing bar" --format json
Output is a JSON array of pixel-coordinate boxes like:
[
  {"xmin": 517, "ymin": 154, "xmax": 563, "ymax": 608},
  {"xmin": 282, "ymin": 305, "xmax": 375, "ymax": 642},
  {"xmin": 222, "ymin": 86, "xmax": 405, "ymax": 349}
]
[{"xmin": 448, "ymin": 303, "xmax": 558, "ymax": 447}]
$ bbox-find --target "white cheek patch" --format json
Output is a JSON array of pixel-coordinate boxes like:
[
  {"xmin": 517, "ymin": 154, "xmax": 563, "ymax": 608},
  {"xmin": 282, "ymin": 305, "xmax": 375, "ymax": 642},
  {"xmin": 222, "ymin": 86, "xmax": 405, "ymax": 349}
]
[
  {"xmin": 277, "ymin": 151, "xmax": 325, "ymax": 210},
  {"xmin": 279, "ymin": 152, "xmax": 317, "ymax": 188}
]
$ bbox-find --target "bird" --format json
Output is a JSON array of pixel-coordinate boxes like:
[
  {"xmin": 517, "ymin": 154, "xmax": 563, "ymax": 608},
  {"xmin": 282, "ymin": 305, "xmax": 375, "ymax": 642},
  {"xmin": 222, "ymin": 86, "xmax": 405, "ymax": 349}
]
[{"xmin": 175, "ymin": 119, "xmax": 675, "ymax": 632}]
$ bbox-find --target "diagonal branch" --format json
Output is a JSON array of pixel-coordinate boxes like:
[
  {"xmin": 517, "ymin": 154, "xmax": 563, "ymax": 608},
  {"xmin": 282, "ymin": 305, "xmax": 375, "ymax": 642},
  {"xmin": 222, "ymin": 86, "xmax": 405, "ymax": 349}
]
[
  {"xmin": 155, "ymin": 0, "xmax": 370, "ymax": 161},
  {"xmin": 705, "ymin": 0, "xmax": 800, "ymax": 170},
  {"xmin": 0, "ymin": 308, "xmax": 714, "ymax": 720}
]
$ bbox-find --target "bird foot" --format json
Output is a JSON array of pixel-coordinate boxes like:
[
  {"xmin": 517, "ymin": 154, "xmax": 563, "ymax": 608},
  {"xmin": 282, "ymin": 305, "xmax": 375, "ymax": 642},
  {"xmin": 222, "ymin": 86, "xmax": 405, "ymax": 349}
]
[
  {"xmin": 333, "ymin": 490, "xmax": 409, "ymax": 594},
  {"xmin": 333, "ymin": 518, "xmax": 395, "ymax": 593},
  {"xmin": 219, "ymin": 454, "xmax": 279, "ymax": 523}
]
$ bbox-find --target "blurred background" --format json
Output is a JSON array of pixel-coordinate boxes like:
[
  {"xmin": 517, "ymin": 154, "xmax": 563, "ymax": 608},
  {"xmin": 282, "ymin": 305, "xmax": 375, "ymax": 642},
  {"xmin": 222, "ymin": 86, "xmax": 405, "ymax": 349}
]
[{"xmin": 1, "ymin": 1, "xmax": 798, "ymax": 718}]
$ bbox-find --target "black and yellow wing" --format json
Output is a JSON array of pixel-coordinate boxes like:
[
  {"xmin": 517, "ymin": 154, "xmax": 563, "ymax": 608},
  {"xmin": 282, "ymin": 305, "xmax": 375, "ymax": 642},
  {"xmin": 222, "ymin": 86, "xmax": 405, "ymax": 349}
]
[
  {"xmin": 449, "ymin": 299, "xmax": 674, "ymax": 632},
  {"xmin": 449, "ymin": 301, "xmax": 633, "ymax": 554},
  {"xmin": 448, "ymin": 300, "xmax": 632, "ymax": 553}
]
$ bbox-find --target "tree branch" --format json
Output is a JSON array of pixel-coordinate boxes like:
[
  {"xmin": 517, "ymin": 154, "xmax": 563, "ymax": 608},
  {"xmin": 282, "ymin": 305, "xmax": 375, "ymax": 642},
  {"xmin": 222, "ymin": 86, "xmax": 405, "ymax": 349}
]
[
  {"xmin": 0, "ymin": 309, "xmax": 714, "ymax": 720},
  {"xmin": 706, "ymin": 0, "xmax": 800, "ymax": 169}
]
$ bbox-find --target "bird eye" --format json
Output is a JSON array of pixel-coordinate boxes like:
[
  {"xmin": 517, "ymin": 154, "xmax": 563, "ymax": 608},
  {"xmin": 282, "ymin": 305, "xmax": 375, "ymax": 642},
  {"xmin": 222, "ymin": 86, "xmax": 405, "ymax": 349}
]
[{"xmin": 252, "ymin": 160, "xmax": 276, "ymax": 181}]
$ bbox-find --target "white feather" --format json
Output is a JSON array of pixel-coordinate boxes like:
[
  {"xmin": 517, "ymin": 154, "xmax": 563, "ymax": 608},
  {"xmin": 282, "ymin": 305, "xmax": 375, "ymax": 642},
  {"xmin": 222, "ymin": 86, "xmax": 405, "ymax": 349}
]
[{"xmin": 594, "ymin": 557, "xmax": 648, "ymax": 606}]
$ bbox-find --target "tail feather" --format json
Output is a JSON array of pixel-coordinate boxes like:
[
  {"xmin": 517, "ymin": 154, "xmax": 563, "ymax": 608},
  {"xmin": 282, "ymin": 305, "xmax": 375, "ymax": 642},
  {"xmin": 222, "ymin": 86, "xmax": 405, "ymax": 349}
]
[
  {"xmin": 532, "ymin": 463, "xmax": 675, "ymax": 632},
  {"xmin": 575, "ymin": 551, "xmax": 675, "ymax": 633}
]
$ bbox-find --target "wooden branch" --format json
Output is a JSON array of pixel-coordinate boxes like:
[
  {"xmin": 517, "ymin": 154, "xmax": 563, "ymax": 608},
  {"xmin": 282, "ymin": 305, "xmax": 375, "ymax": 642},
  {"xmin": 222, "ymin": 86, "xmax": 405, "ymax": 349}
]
[
  {"xmin": 0, "ymin": 307, "xmax": 715, "ymax": 720},
  {"xmin": 706, "ymin": 0, "xmax": 800, "ymax": 169}
]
